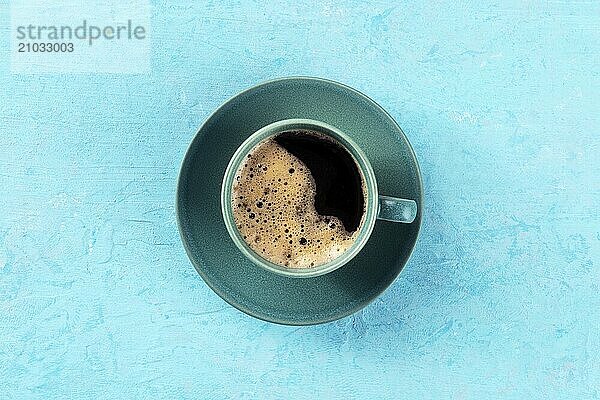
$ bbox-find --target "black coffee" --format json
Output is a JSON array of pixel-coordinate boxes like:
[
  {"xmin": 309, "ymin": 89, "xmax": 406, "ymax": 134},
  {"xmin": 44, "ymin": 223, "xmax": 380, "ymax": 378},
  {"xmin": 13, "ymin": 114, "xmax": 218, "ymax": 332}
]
[
  {"xmin": 232, "ymin": 129, "xmax": 366, "ymax": 268},
  {"xmin": 274, "ymin": 131, "xmax": 365, "ymax": 232}
]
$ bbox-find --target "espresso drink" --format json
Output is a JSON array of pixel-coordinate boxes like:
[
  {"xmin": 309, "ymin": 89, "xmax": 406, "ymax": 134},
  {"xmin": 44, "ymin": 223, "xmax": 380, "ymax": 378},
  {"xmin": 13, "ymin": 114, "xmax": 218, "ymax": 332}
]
[{"xmin": 231, "ymin": 129, "xmax": 366, "ymax": 268}]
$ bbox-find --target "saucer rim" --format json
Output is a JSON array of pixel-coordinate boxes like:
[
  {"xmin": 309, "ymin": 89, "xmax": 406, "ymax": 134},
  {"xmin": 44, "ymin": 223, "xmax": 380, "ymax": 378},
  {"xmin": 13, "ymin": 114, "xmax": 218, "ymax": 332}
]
[{"xmin": 175, "ymin": 76, "xmax": 424, "ymax": 325}]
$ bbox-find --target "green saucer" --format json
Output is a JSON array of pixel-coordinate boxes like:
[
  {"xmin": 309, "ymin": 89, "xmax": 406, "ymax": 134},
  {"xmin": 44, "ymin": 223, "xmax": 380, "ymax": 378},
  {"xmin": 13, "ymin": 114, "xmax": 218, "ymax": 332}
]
[{"xmin": 176, "ymin": 77, "xmax": 423, "ymax": 325}]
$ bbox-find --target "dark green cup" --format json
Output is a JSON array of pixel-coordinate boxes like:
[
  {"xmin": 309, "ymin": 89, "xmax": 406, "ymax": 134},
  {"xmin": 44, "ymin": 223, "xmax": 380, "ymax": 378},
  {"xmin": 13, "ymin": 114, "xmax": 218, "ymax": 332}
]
[{"xmin": 221, "ymin": 118, "xmax": 417, "ymax": 278}]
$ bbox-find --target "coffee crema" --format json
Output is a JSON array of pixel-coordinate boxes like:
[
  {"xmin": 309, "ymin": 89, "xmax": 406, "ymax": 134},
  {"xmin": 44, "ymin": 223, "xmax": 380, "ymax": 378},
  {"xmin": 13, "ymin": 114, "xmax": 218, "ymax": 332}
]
[{"xmin": 231, "ymin": 130, "xmax": 366, "ymax": 268}]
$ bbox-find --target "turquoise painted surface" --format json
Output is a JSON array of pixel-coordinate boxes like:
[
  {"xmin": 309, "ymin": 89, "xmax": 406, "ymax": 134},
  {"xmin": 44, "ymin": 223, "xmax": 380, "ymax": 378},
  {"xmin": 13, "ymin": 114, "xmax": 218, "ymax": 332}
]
[{"xmin": 1, "ymin": 1, "xmax": 599, "ymax": 399}]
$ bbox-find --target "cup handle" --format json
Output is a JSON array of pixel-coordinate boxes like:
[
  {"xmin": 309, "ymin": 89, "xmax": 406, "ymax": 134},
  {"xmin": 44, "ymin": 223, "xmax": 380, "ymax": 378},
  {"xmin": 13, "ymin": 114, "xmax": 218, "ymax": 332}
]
[{"xmin": 377, "ymin": 195, "xmax": 418, "ymax": 223}]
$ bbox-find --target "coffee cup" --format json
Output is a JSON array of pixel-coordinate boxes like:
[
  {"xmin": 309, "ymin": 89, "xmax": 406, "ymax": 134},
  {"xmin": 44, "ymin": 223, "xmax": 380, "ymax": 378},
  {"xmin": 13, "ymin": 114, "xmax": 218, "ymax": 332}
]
[{"xmin": 221, "ymin": 118, "xmax": 417, "ymax": 278}]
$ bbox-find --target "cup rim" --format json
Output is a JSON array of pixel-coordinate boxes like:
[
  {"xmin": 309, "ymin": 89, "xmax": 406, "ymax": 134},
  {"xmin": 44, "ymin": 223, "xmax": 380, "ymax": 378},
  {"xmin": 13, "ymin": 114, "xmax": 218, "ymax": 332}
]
[{"xmin": 221, "ymin": 118, "xmax": 379, "ymax": 278}]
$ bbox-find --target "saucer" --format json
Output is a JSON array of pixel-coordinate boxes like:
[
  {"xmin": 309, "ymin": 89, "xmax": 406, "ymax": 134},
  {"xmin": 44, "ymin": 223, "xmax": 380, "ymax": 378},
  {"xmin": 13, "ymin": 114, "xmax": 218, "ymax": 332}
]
[{"xmin": 176, "ymin": 77, "xmax": 423, "ymax": 325}]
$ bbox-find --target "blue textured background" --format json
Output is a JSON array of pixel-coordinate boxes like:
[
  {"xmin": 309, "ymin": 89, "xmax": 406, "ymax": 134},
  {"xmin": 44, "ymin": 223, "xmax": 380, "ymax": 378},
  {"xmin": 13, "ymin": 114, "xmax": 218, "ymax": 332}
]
[{"xmin": 1, "ymin": 1, "xmax": 599, "ymax": 399}]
